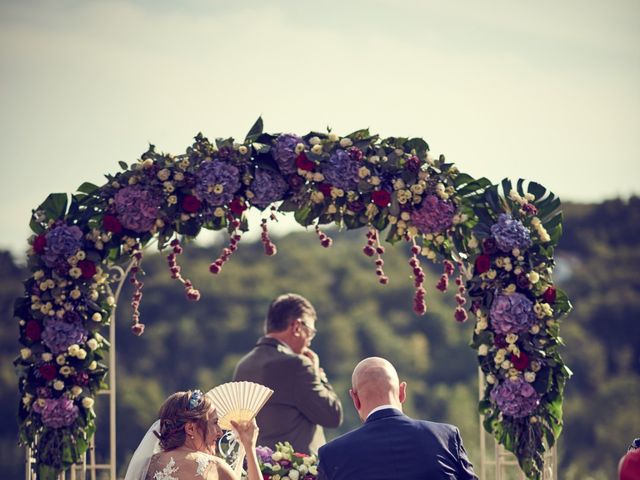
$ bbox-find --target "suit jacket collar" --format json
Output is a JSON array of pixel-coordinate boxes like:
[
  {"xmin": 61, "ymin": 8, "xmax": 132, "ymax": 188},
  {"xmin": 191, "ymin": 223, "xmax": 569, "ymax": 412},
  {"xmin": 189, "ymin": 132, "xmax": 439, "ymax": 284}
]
[
  {"xmin": 257, "ymin": 336, "xmax": 295, "ymax": 354},
  {"xmin": 365, "ymin": 407, "xmax": 404, "ymax": 424}
]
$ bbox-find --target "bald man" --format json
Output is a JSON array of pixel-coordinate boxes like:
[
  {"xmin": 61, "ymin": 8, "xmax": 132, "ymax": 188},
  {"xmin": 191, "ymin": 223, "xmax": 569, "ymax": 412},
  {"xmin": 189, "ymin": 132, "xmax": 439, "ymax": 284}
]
[{"xmin": 318, "ymin": 357, "xmax": 478, "ymax": 480}]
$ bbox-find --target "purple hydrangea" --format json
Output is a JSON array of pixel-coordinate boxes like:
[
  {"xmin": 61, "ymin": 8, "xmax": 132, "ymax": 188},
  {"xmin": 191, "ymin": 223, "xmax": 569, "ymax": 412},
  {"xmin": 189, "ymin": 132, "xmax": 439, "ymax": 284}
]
[
  {"xmin": 322, "ymin": 149, "xmax": 359, "ymax": 191},
  {"xmin": 194, "ymin": 160, "xmax": 241, "ymax": 206},
  {"xmin": 256, "ymin": 445, "xmax": 274, "ymax": 464},
  {"xmin": 250, "ymin": 169, "xmax": 289, "ymax": 209},
  {"xmin": 41, "ymin": 318, "xmax": 88, "ymax": 354},
  {"xmin": 490, "ymin": 293, "xmax": 536, "ymax": 335},
  {"xmin": 490, "ymin": 213, "xmax": 532, "ymax": 252},
  {"xmin": 114, "ymin": 185, "xmax": 162, "ymax": 233},
  {"xmin": 490, "ymin": 378, "xmax": 540, "ymax": 418},
  {"xmin": 43, "ymin": 225, "xmax": 83, "ymax": 267},
  {"xmin": 274, "ymin": 134, "xmax": 303, "ymax": 175},
  {"xmin": 33, "ymin": 397, "xmax": 79, "ymax": 428},
  {"xmin": 410, "ymin": 194, "xmax": 455, "ymax": 234}
]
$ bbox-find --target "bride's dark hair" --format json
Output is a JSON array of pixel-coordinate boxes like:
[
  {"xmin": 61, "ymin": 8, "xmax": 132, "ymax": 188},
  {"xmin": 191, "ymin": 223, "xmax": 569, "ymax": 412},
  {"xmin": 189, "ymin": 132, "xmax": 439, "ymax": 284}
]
[{"xmin": 155, "ymin": 390, "xmax": 214, "ymax": 450}]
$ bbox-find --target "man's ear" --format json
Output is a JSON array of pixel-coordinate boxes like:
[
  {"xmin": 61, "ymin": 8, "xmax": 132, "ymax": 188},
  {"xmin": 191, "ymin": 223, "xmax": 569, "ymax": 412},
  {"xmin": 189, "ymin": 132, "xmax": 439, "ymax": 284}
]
[
  {"xmin": 291, "ymin": 318, "xmax": 303, "ymax": 337},
  {"xmin": 399, "ymin": 381, "xmax": 407, "ymax": 404},
  {"xmin": 349, "ymin": 388, "xmax": 361, "ymax": 410}
]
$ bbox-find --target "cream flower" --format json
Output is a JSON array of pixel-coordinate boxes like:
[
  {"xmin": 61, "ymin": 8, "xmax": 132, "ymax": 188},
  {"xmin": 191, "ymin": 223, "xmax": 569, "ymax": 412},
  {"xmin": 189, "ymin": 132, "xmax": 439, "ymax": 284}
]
[
  {"xmin": 88, "ymin": 361, "xmax": 98, "ymax": 371},
  {"xmin": 71, "ymin": 386, "xmax": 83, "ymax": 397},
  {"xmin": 238, "ymin": 145, "xmax": 248, "ymax": 155},
  {"xmin": 53, "ymin": 380, "xmax": 65, "ymax": 391},
  {"xmin": 339, "ymin": 138, "xmax": 353, "ymax": 148},
  {"xmin": 478, "ymin": 344, "xmax": 489, "ymax": 356},
  {"xmin": 311, "ymin": 144, "xmax": 323, "ymax": 154},
  {"xmin": 328, "ymin": 132, "xmax": 339, "ymax": 142},
  {"xmin": 76, "ymin": 349, "xmax": 87, "ymax": 360},
  {"xmin": 20, "ymin": 348, "xmax": 32, "ymax": 360},
  {"xmin": 82, "ymin": 397, "xmax": 95, "ymax": 409},
  {"xmin": 87, "ymin": 339, "xmax": 99, "ymax": 351}
]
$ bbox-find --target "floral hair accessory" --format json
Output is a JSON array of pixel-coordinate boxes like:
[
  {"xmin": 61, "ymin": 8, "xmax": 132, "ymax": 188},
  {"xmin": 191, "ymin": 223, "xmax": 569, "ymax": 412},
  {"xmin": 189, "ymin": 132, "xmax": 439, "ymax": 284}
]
[{"xmin": 188, "ymin": 390, "xmax": 203, "ymax": 410}]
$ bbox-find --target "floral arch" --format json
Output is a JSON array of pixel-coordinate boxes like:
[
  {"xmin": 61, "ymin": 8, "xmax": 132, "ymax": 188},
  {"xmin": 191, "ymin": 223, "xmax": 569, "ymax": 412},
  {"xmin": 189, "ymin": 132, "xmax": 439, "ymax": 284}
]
[{"xmin": 15, "ymin": 118, "xmax": 571, "ymax": 480}]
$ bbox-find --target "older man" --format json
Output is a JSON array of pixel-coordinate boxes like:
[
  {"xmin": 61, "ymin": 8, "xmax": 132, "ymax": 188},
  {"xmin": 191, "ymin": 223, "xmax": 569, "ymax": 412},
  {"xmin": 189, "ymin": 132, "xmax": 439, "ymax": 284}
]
[
  {"xmin": 318, "ymin": 357, "xmax": 478, "ymax": 480},
  {"xmin": 233, "ymin": 293, "xmax": 343, "ymax": 454}
]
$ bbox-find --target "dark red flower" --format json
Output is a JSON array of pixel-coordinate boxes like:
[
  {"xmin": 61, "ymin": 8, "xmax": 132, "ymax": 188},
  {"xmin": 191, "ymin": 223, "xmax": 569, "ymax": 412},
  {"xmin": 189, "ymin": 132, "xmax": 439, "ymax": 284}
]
[
  {"xmin": 483, "ymin": 238, "xmax": 498, "ymax": 255},
  {"xmin": 371, "ymin": 190, "xmax": 391, "ymax": 208},
  {"xmin": 494, "ymin": 334, "xmax": 508, "ymax": 348},
  {"xmin": 543, "ymin": 286, "xmax": 557, "ymax": 304},
  {"xmin": 522, "ymin": 203, "xmax": 538, "ymax": 216},
  {"xmin": 318, "ymin": 183, "xmax": 332, "ymax": 196},
  {"xmin": 103, "ymin": 214, "xmax": 122, "ymax": 234},
  {"xmin": 229, "ymin": 198, "xmax": 247, "ymax": 216},
  {"xmin": 295, "ymin": 152, "xmax": 315, "ymax": 171},
  {"xmin": 39, "ymin": 364, "xmax": 57, "ymax": 381},
  {"xmin": 25, "ymin": 320, "xmax": 42, "ymax": 341},
  {"xmin": 182, "ymin": 195, "xmax": 202, "ymax": 213},
  {"xmin": 510, "ymin": 351, "xmax": 530, "ymax": 371},
  {"xmin": 33, "ymin": 235, "xmax": 47, "ymax": 254},
  {"xmin": 407, "ymin": 155, "xmax": 421, "ymax": 172},
  {"xmin": 474, "ymin": 254, "xmax": 491, "ymax": 274},
  {"xmin": 78, "ymin": 259, "xmax": 97, "ymax": 279}
]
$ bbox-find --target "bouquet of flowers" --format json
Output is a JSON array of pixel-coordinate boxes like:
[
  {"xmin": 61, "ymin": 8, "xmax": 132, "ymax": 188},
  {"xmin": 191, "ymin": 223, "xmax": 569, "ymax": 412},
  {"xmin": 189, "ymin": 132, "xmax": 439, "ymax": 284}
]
[{"xmin": 255, "ymin": 442, "xmax": 318, "ymax": 480}]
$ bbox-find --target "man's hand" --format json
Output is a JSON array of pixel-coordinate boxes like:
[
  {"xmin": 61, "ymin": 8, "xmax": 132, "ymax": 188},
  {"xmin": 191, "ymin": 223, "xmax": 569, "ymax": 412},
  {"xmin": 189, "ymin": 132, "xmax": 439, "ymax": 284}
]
[{"xmin": 302, "ymin": 348, "xmax": 321, "ymax": 374}]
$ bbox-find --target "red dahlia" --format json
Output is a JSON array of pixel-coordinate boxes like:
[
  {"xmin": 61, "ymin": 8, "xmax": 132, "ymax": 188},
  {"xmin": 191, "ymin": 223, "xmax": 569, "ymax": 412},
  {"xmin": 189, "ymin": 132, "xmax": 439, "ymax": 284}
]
[
  {"xmin": 182, "ymin": 195, "xmax": 202, "ymax": 213},
  {"xmin": 371, "ymin": 190, "xmax": 391, "ymax": 208}
]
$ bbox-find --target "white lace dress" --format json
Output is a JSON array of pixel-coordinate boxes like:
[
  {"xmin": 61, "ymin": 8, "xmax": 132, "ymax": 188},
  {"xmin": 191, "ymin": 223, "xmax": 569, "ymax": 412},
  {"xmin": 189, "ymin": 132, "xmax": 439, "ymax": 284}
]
[{"xmin": 145, "ymin": 450, "xmax": 232, "ymax": 480}]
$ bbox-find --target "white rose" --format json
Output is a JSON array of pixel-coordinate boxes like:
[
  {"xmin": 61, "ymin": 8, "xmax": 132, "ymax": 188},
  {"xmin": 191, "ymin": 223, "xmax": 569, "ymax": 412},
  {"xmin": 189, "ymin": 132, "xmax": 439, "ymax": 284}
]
[
  {"xmin": 20, "ymin": 348, "xmax": 32, "ymax": 360},
  {"xmin": 339, "ymin": 138, "xmax": 353, "ymax": 148},
  {"xmin": 478, "ymin": 344, "xmax": 489, "ymax": 356},
  {"xmin": 70, "ymin": 288, "xmax": 82, "ymax": 300},
  {"xmin": 328, "ymin": 132, "xmax": 339, "ymax": 142},
  {"xmin": 67, "ymin": 344, "xmax": 80, "ymax": 356},
  {"xmin": 486, "ymin": 374, "xmax": 496, "ymax": 384},
  {"xmin": 88, "ymin": 361, "xmax": 98, "ymax": 371},
  {"xmin": 53, "ymin": 380, "xmax": 65, "ymax": 391},
  {"xmin": 525, "ymin": 372, "xmax": 536, "ymax": 383},
  {"xmin": 56, "ymin": 355, "xmax": 67, "ymax": 365},
  {"xmin": 92, "ymin": 313, "xmax": 102, "ymax": 322},
  {"xmin": 505, "ymin": 333, "xmax": 518, "ymax": 344},
  {"xmin": 271, "ymin": 452, "xmax": 283, "ymax": 462},
  {"xmin": 289, "ymin": 471, "xmax": 300, "ymax": 480},
  {"xmin": 82, "ymin": 397, "xmax": 95, "ymax": 409},
  {"xmin": 309, "ymin": 136, "xmax": 321, "ymax": 145},
  {"xmin": 87, "ymin": 339, "xmax": 99, "ymax": 351},
  {"xmin": 71, "ymin": 386, "xmax": 83, "ymax": 397},
  {"xmin": 527, "ymin": 271, "xmax": 540, "ymax": 284},
  {"xmin": 42, "ymin": 353, "xmax": 53, "ymax": 362},
  {"xmin": 311, "ymin": 144, "xmax": 323, "ymax": 154},
  {"xmin": 76, "ymin": 349, "xmax": 87, "ymax": 360},
  {"xmin": 157, "ymin": 168, "xmax": 170, "ymax": 181}
]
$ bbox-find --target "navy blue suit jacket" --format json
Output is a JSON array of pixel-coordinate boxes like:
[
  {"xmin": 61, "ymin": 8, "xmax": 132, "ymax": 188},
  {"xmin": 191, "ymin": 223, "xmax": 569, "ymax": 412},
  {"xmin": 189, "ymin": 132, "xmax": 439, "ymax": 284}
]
[{"xmin": 318, "ymin": 408, "xmax": 478, "ymax": 480}]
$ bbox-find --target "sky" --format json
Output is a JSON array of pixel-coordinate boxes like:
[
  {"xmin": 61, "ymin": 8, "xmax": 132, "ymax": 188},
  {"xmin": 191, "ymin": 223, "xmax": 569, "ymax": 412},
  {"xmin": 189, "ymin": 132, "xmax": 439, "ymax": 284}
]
[{"xmin": 1, "ymin": 0, "xmax": 639, "ymax": 257}]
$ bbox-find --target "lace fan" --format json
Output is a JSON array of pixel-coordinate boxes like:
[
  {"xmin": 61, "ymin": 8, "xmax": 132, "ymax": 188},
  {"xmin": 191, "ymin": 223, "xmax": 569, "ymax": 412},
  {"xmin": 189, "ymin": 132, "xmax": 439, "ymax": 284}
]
[{"xmin": 206, "ymin": 381, "xmax": 273, "ymax": 430}]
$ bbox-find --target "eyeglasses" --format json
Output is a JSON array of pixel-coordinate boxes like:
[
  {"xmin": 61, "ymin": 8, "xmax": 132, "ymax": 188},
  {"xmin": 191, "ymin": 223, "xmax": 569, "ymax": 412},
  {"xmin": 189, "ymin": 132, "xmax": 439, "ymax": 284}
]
[
  {"xmin": 300, "ymin": 321, "xmax": 317, "ymax": 340},
  {"xmin": 188, "ymin": 390, "xmax": 203, "ymax": 410}
]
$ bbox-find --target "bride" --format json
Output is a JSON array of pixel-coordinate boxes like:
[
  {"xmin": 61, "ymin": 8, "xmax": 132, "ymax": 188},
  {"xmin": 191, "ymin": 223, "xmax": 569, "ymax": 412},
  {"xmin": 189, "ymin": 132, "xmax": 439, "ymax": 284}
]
[{"xmin": 125, "ymin": 390, "xmax": 262, "ymax": 480}]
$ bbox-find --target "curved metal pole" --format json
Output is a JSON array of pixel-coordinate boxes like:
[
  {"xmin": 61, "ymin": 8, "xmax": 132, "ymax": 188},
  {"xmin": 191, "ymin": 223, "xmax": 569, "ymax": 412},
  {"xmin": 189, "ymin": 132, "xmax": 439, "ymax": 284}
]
[{"xmin": 105, "ymin": 259, "xmax": 136, "ymax": 480}]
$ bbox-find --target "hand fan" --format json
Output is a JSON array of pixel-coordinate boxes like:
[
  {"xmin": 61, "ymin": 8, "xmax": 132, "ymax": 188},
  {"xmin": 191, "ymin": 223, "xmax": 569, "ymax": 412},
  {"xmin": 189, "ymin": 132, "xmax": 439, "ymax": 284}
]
[
  {"xmin": 206, "ymin": 381, "xmax": 273, "ymax": 430},
  {"xmin": 207, "ymin": 381, "xmax": 273, "ymax": 475}
]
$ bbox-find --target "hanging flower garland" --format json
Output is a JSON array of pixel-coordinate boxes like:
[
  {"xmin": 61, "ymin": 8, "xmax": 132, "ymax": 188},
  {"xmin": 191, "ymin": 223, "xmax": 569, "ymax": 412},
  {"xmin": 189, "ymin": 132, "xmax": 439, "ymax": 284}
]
[{"xmin": 14, "ymin": 118, "xmax": 570, "ymax": 480}]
